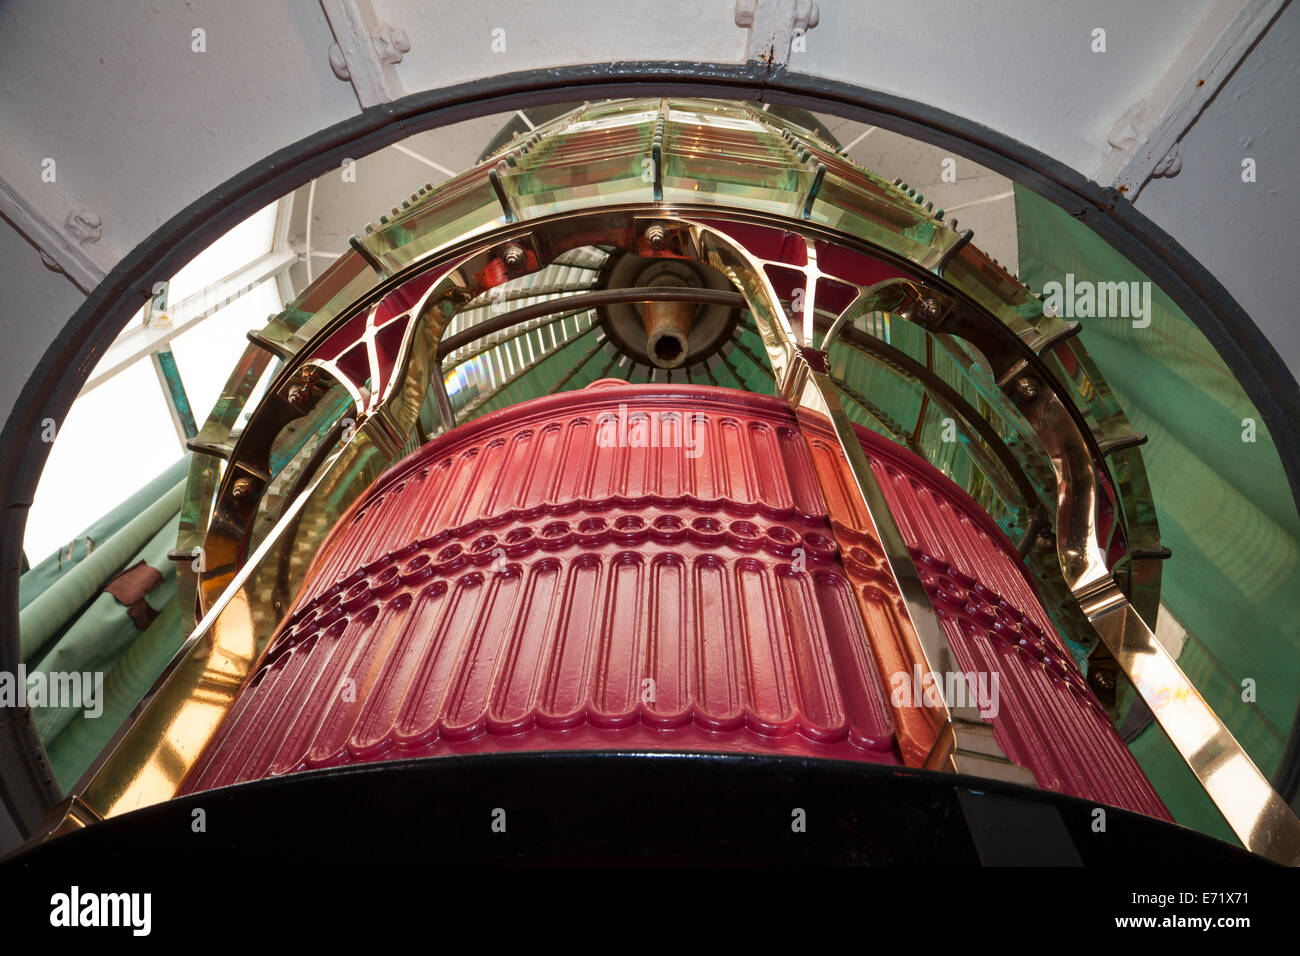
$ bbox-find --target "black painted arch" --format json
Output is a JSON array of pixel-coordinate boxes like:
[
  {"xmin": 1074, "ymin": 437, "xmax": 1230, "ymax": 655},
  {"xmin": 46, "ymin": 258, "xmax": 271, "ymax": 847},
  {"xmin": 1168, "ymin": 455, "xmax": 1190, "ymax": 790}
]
[
  {"xmin": 3, "ymin": 61, "xmax": 1298, "ymax": 836},
  {"xmin": 3, "ymin": 752, "xmax": 1265, "ymax": 868}
]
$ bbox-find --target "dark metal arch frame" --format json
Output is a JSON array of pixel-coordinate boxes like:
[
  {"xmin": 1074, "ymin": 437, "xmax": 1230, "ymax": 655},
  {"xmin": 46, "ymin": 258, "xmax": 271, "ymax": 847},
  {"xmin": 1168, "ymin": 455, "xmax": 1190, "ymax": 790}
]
[{"xmin": 4, "ymin": 61, "xmax": 1298, "ymax": 836}]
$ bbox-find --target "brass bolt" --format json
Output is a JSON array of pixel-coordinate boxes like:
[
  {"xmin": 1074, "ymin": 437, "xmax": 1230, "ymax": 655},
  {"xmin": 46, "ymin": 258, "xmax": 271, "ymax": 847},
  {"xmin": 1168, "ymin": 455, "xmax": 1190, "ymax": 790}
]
[
  {"xmin": 231, "ymin": 477, "xmax": 256, "ymax": 502},
  {"xmin": 644, "ymin": 224, "xmax": 669, "ymax": 249},
  {"xmin": 298, "ymin": 365, "xmax": 321, "ymax": 388},
  {"xmin": 915, "ymin": 297, "xmax": 941, "ymax": 322},
  {"xmin": 1012, "ymin": 376, "xmax": 1040, "ymax": 402},
  {"xmin": 501, "ymin": 244, "xmax": 526, "ymax": 269}
]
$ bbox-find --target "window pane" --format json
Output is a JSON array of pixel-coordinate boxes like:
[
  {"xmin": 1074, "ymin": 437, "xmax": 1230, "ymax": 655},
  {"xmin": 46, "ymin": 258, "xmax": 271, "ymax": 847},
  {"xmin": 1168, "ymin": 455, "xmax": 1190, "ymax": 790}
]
[
  {"xmin": 25, "ymin": 358, "xmax": 182, "ymax": 561},
  {"xmin": 170, "ymin": 278, "xmax": 283, "ymax": 423},
  {"xmin": 166, "ymin": 201, "xmax": 278, "ymax": 304}
]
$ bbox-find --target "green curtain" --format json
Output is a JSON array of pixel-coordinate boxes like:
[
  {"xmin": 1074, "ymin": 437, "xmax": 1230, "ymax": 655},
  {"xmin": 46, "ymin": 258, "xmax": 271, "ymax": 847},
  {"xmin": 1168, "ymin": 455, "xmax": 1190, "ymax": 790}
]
[
  {"xmin": 19, "ymin": 458, "xmax": 189, "ymax": 790},
  {"xmin": 1015, "ymin": 185, "xmax": 1300, "ymax": 843}
]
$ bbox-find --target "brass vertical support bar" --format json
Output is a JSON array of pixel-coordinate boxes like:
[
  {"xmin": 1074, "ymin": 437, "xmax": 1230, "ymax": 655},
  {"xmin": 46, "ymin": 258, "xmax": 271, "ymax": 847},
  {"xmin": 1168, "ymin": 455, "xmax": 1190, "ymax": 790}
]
[
  {"xmin": 1021, "ymin": 389, "xmax": 1300, "ymax": 863},
  {"xmin": 651, "ymin": 98, "xmax": 667, "ymax": 202},
  {"xmin": 800, "ymin": 238, "xmax": 818, "ymax": 346},
  {"xmin": 691, "ymin": 221, "xmax": 1030, "ymax": 782},
  {"xmin": 785, "ymin": 351, "xmax": 1031, "ymax": 782},
  {"xmin": 431, "ymin": 357, "xmax": 455, "ymax": 432}
]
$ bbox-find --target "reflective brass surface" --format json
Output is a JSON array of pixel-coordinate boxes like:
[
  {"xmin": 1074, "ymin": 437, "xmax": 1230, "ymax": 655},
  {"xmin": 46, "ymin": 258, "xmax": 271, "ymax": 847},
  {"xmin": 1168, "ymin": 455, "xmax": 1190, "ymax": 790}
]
[
  {"xmin": 71, "ymin": 258, "xmax": 465, "ymax": 817},
  {"xmin": 52, "ymin": 182, "xmax": 1291, "ymax": 860},
  {"xmin": 1023, "ymin": 387, "xmax": 1300, "ymax": 863},
  {"xmin": 44, "ymin": 99, "xmax": 1289, "ymax": 858},
  {"xmin": 693, "ymin": 222, "xmax": 1024, "ymax": 776}
]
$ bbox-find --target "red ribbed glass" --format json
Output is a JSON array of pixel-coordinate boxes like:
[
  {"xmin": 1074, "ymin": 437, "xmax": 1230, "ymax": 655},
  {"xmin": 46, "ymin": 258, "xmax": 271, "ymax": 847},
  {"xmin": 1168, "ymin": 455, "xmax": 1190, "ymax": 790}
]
[{"xmin": 182, "ymin": 381, "xmax": 1167, "ymax": 820}]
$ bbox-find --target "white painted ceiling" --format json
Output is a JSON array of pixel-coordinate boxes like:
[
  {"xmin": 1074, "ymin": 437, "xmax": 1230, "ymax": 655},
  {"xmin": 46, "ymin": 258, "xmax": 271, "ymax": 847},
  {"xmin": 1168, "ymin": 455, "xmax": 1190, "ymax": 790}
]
[
  {"xmin": 283, "ymin": 107, "xmax": 1021, "ymax": 294},
  {"xmin": 0, "ymin": 0, "xmax": 1295, "ymax": 443}
]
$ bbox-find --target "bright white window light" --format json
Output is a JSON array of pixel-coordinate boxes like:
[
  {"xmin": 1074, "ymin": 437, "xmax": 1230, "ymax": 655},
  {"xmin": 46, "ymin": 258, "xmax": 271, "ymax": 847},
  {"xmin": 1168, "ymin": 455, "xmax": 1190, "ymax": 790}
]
[
  {"xmin": 25, "ymin": 358, "xmax": 182, "ymax": 562},
  {"xmin": 23, "ymin": 201, "xmax": 284, "ymax": 564},
  {"xmin": 171, "ymin": 278, "xmax": 283, "ymax": 422},
  {"xmin": 166, "ymin": 203, "xmax": 278, "ymax": 305}
]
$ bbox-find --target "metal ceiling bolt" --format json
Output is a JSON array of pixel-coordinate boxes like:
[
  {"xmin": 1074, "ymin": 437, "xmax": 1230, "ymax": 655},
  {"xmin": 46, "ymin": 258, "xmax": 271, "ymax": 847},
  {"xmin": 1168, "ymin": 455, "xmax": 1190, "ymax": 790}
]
[
  {"xmin": 329, "ymin": 23, "xmax": 409, "ymax": 81},
  {"xmin": 65, "ymin": 208, "xmax": 102, "ymax": 244},
  {"xmin": 1012, "ymin": 376, "xmax": 1040, "ymax": 402},
  {"xmin": 644, "ymin": 224, "xmax": 669, "ymax": 249},
  {"xmin": 501, "ymin": 244, "xmax": 526, "ymax": 269},
  {"xmin": 370, "ymin": 23, "xmax": 410, "ymax": 65},
  {"xmin": 327, "ymin": 44, "xmax": 350, "ymax": 81},
  {"xmin": 795, "ymin": 1, "xmax": 821, "ymax": 31},
  {"xmin": 737, "ymin": 1, "xmax": 820, "ymax": 30}
]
